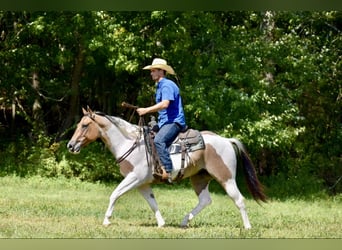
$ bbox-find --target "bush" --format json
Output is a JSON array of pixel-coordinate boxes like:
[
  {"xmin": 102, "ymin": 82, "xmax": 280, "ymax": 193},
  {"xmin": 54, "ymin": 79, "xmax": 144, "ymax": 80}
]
[
  {"xmin": 0, "ymin": 133, "xmax": 121, "ymax": 183},
  {"xmin": 54, "ymin": 140, "xmax": 121, "ymax": 182}
]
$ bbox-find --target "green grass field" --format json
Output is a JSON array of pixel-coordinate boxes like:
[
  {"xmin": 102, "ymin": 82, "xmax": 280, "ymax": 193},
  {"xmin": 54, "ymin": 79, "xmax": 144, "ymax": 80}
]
[{"xmin": 0, "ymin": 175, "xmax": 341, "ymax": 238}]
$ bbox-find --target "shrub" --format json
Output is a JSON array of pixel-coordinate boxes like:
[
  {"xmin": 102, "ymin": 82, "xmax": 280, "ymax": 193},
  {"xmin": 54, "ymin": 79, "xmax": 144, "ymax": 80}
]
[{"xmin": 0, "ymin": 133, "xmax": 121, "ymax": 183}]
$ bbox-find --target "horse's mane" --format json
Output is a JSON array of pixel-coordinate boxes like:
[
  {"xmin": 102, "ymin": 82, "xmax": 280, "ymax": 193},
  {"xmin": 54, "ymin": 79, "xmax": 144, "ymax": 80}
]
[
  {"xmin": 112, "ymin": 116, "xmax": 141, "ymax": 139},
  {"xmin": 95, "ymin": 112, "xmax": 141, "ymax": 139}
]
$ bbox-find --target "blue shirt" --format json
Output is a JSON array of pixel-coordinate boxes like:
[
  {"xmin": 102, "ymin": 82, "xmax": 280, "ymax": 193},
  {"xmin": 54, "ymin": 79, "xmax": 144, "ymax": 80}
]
[{"xmin": 155, "ymin": 78, "xmax": 186, "ymax": 128}]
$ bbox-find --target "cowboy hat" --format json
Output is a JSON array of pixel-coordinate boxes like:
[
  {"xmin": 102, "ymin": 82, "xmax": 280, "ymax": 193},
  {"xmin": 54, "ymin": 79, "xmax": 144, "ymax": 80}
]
[{"xmin": 143, "ymin": 58, "xmax": 175, "ymax": 75}]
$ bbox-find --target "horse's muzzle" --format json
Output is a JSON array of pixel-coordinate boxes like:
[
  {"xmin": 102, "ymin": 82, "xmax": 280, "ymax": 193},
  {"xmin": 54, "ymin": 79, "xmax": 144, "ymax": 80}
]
[{"xmin": 67, "ymin": 140, "xmax": 81, "ymax": 154}]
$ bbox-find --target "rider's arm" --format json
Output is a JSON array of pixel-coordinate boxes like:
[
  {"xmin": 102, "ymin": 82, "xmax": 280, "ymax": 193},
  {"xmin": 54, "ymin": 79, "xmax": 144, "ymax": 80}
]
[{"xmin": 137, "ymin": 100, "xmax": 170, "ymax": 116}]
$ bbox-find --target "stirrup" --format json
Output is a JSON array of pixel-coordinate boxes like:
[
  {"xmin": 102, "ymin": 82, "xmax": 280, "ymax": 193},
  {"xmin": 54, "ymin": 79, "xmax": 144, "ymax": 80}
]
[
  {"xmin": 153, "ymin": 166, "xmax": 167, "ymax": 178},
  {"xmin": 153, "ymin": 166, "xmax": 172, "ymax": 184}
]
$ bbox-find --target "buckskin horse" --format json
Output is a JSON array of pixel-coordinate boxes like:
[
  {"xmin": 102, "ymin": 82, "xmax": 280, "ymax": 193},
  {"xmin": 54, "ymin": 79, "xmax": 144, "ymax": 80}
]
[{"xmin": 67, "ymin": 107, "xmax": 266, "ymax": 229}]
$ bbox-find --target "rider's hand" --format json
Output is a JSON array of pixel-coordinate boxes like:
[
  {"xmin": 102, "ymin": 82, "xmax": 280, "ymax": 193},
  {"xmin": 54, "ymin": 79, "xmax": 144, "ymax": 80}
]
[{"xmin": 137, "ymin": 108, "xmax": 148, "ymax": 116}]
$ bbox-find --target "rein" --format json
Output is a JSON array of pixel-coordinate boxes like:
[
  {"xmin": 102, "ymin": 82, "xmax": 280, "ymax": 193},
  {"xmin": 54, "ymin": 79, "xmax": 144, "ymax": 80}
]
[
  {"xmin": 118, "ymin": 102, "xmax": 162, "ymax": 172},
  {"xmin": 115, "ymin": 116, "xmax": 145, "ymax": 163},
  {"xmin": 116, "ymin": 140, "xmax": 139, "ymax": 163}
]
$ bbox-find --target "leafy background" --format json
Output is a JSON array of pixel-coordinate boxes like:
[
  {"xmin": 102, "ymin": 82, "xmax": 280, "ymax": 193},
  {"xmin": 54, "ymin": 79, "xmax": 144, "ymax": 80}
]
[{"xmin": 0, "ymin": 11, "xmax": 341, "ymax": 196}]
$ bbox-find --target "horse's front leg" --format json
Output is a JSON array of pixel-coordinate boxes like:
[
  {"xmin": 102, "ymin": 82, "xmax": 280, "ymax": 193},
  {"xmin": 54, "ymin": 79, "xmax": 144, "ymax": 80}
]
[
  {"xmin": 138, "ymin": 185, "xmax": 165, "ymax": 227},
  {"xmin": 103, "ymin": 172, "xmax": 140, "ymax": 226}
]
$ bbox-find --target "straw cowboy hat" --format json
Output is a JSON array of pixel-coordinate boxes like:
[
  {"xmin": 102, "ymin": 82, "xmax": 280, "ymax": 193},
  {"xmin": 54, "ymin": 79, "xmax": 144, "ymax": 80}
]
[{"xmin": 143, "ymin": 58, "xmax": 175, "ymax": 75}]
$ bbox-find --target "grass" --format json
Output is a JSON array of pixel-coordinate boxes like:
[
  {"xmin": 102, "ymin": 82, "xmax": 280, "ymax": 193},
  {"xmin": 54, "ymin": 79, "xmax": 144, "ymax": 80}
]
[{"xmin": 0, "ymin": 175, "xmax": 341, "ymax": 238}]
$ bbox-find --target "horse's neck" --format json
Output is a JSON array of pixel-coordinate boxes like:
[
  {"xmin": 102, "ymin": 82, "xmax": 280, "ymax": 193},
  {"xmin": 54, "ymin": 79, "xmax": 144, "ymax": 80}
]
[{"xmin": 103, "ymin": 116, "xmax": 141, "ymax": 157}]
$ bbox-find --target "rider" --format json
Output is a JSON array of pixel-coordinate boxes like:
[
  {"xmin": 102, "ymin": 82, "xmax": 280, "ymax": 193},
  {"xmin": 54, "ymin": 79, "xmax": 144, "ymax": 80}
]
[{"xmin": 137, "ymin": 58, "xmax": 186, "ymax": 183}]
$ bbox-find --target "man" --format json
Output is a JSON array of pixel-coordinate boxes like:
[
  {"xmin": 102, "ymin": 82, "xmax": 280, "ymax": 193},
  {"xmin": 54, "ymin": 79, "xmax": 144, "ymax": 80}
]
[{"xmin": 137, "ymin": 58, "xmax": 186, "ymax": 183}]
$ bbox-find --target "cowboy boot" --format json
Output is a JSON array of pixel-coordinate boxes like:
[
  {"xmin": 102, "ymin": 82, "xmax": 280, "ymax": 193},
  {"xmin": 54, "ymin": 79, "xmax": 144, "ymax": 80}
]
[
  {"xmin": 152, "ymin": 165, "xmax": 172, "ymax": 184},
  {"xmin": 159, "ymin": 166, "xmax": 173, "ymax": 184},
  {"xmin": 161, "ymin": 168, "xmax": 173, "ymax": 184}
]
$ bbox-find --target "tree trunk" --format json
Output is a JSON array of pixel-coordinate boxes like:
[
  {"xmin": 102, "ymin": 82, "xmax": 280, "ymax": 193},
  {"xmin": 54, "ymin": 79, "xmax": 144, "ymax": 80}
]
[
  {"xmin": 32, "ymin": 72, "xmax": 46, "ymax": 135},
  {"xmin": 57, "ymin": 40, "xmax": 85, "ymax": 141},
  {"xmin": 262, "ymin": 11, "xmax": 275, "ymax": 85}
]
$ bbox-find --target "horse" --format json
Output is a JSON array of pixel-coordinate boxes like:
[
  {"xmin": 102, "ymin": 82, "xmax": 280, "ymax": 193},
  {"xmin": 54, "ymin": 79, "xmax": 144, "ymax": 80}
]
[{"xmin": 67, "ymin": 107, "xmax": 266, "ymax": 229}]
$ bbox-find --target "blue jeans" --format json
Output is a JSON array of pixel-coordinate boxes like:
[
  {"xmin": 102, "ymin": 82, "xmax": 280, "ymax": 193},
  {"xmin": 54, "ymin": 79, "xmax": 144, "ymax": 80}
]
[{"xmin": 154, "ymin": 123, "xmax": 181, "ymax": 173}]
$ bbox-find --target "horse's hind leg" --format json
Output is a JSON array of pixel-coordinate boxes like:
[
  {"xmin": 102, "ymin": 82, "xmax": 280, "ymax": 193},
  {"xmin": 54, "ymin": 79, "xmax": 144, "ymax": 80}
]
[
  {"xmin": 180, "ymin": 172, "xmax": 212, "ymax": 227},
  {"xmin": 138, "ymin": 185, "xmax": 165, "ymax": 228},
  {"xmin": 204, "ymin": 143, "xmax": 252, "ymax": 229},
  {"xmin": 223, "ymin": 179, "xmax": 251, "ymax": 229}
]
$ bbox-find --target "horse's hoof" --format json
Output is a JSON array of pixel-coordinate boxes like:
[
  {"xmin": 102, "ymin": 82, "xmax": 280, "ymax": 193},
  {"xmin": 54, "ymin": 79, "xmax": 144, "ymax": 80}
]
[
  {"xmin": 157, "ymin": 221, "xmax": 165, "ymax": 228},
  {"xmin": 103, "ymin": 218, "xmax": 111, "ymax": 227}
]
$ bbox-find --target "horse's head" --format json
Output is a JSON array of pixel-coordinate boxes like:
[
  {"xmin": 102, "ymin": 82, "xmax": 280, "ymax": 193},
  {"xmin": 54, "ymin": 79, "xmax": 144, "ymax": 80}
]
[{"xmin": 67, "ymin": 107, "xmax": 101, "ymax": 154}]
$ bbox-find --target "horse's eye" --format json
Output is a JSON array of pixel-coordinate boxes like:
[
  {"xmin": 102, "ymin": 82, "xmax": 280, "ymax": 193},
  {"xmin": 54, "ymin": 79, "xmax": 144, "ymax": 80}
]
[{"xmin": 82, "ymin": 124, "xmax": 88, "ymax": 129}]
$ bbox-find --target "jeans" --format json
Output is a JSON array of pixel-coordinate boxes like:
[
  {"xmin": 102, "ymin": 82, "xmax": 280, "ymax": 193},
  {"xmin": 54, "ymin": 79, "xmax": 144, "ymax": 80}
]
[{"xmin": 154, "ymin": 123, "xmax": 181, "ymax": 173}]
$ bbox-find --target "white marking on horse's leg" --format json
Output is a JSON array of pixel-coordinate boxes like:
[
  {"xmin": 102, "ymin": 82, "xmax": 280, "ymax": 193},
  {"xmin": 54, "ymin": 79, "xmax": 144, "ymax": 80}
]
[
  {"xmin": 180, "ymin": 185, "xmax": 212, "ymax": 227},
  {"xmin": 103, "ymin": 172, "xmax": 140, "ymax": 226},
  {"xmin": 224, "ymin": 179, "xmax": 251, "ymax": 229},
  {"xmin": 138, "ymin": 185, "xmax": 165, "ymax": 228}
]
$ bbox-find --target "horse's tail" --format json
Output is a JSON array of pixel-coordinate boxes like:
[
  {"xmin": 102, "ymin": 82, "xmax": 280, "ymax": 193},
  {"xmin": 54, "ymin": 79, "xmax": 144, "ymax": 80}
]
[{"xmin": 229, "ymin": 138, "xmax": 267, "ymax": 203}]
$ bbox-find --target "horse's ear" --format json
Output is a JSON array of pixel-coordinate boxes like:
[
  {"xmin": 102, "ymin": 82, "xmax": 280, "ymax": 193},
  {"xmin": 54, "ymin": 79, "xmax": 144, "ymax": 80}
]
[
  {"xmin": 82, "ymin": 107, "xmax": 88, "ymax": 115},
  {"xmin": 87, "ymin": 105, "xmax": 93, "ymax": 114}
]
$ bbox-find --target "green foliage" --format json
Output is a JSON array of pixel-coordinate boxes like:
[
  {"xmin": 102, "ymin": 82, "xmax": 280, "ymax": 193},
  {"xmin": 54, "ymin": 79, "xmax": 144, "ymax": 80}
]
[
  {"xmin": 0, "ymin": 134, "xmax": 121, "ymax": 182},
  {"xmin": 0, "ymin": 11, "xmax": 341, "ymax": 195},
  {"xmin": 54, "ymin": 140, "xmax": 121, "ymax": 182}
]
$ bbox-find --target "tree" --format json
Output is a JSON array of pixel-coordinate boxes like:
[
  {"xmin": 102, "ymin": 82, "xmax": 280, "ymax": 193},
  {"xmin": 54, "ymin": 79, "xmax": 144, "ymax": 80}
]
[{"xmin": 0, "ymin": 11, "xmax": 340, "ymax": 193}]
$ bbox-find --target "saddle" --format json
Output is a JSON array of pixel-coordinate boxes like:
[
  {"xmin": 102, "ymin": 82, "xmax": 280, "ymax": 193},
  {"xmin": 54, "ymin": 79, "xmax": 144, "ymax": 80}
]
[{"xmin": 143, "ymin": 120, "xmax": 205, "ymax": 182}]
